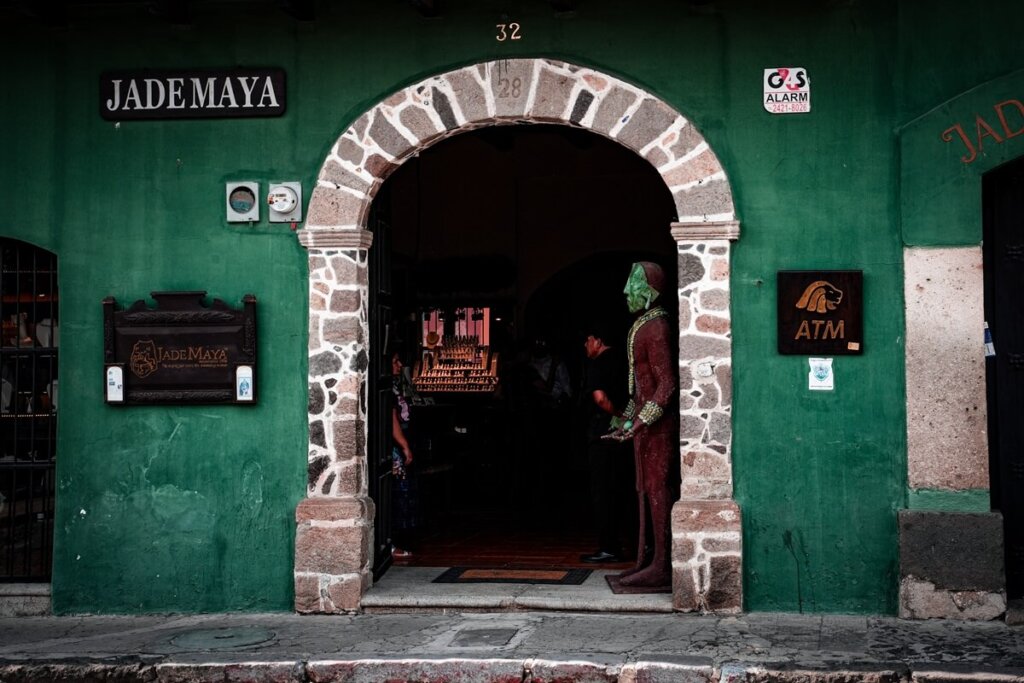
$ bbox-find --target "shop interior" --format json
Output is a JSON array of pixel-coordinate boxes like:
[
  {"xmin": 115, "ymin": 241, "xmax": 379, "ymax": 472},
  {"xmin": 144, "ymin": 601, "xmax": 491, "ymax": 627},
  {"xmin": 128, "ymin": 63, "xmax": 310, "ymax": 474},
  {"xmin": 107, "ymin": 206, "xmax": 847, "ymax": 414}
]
[{"xmin": 372, "ymin": 124, "xmax": 678, "ymax": 570}]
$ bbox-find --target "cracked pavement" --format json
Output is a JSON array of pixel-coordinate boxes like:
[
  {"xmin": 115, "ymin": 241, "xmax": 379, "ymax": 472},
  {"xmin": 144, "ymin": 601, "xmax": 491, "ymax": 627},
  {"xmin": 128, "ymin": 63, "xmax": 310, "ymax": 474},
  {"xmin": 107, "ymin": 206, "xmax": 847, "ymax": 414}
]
[{"xmin": 0, "ymin": 611, "xmax": 1022, "ymax": 681}]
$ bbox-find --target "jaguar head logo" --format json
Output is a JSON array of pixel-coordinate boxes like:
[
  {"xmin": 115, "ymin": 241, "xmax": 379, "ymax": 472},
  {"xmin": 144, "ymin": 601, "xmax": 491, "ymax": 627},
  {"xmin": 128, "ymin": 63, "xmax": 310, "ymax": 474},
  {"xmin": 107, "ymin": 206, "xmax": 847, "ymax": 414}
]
[
  {"xmin": 129, "ymin": 339, "xmax": 159, "ymax": 378},
  {"xmin": 795, "ymin": 280, "xmax": 843, "ymax": 314}
]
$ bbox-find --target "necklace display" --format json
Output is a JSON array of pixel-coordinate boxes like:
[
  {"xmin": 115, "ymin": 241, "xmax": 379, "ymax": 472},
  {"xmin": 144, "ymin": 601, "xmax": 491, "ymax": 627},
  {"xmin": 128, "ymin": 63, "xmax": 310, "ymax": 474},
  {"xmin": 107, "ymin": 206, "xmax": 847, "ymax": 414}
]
[{"xmin": 626, "ymin": 305, "xmax": 667, "ymax": 396}]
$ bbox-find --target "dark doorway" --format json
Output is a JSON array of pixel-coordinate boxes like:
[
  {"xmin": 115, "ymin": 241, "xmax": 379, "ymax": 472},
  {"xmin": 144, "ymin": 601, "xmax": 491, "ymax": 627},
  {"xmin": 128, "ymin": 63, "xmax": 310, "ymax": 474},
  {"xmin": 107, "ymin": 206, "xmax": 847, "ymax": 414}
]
[
  {"xmin": 368, "ymin": 124, "xmax": 676, "ymax": 570},
  {"xmin": 983, "ymin": 156, "xmax": 1024, "ymax": 601}
]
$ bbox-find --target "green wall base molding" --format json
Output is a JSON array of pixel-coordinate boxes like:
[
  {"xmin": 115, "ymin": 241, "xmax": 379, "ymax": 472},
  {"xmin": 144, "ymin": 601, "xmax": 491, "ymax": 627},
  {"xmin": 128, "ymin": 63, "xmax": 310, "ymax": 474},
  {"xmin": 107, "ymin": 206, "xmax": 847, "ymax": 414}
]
[{"xmin": 906, "ymin": 488, "xmax": 991, "ymax": 513}]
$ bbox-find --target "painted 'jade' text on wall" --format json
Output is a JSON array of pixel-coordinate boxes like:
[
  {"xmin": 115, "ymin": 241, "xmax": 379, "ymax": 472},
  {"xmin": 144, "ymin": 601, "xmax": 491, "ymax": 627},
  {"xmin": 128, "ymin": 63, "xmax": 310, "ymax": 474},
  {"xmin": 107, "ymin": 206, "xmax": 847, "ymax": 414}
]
[{"xmin": 942, "ymin": 99, "xmax": 1024, "ymax": 164}]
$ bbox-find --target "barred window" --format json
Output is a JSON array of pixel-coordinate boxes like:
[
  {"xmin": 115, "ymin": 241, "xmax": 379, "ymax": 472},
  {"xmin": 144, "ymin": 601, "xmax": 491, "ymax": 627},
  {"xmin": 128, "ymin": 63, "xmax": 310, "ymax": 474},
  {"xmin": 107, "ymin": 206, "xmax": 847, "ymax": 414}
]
[{"xmin": 1, "ymin": 238, "xmax": 57, "ymax": 582}]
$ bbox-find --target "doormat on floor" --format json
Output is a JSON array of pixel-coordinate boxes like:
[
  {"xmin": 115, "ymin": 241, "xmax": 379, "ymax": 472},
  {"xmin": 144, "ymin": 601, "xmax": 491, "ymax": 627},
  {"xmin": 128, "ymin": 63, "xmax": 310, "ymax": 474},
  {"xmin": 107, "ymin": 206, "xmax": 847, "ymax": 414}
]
[{"xmin": 432, "ymin": 567, "xmax": 592, "ymax": 585}]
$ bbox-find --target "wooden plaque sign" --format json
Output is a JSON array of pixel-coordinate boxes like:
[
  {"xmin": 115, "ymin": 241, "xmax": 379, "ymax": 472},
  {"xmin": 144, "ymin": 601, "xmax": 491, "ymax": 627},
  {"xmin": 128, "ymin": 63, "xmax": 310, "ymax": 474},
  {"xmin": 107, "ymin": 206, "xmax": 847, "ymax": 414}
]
[
  {"xmin": 777, "ymin": 271, "xmax": 863, "ymax": 355},
  {"xmin": 103, "ymin": 291, "xmax": 257, "ymax": 404}
]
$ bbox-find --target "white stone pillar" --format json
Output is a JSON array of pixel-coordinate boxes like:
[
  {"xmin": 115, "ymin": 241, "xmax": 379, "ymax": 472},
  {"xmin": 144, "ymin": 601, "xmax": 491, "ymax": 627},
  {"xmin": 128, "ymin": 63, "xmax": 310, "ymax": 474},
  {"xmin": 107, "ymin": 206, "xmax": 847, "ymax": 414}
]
[
  {"xmin": 294, "ymin": 228, "xmax": 375, "ymax": 613},
  {"xmin": 670, "ymin": 221, "xmax": 743, "ymax": 613}
]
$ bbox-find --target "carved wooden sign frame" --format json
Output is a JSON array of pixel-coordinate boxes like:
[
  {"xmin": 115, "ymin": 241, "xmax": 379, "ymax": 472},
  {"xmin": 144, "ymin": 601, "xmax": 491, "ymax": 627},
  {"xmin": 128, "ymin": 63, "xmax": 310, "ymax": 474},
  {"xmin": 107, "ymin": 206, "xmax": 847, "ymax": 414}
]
[{"xmin": 102, "ymin": 291, "xmax": 257, "ymax": 405}]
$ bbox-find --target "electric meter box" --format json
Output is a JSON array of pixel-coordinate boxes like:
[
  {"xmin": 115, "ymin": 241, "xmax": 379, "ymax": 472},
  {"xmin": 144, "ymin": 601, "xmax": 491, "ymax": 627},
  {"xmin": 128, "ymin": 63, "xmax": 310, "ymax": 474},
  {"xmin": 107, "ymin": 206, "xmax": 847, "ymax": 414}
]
[
  {"xmin": 267, "ymin": 182, "xmax": 302, "ymax": 223},
  {"xmin": 226, "ymin": 182, "xmax": 260, "ymax": 222}
]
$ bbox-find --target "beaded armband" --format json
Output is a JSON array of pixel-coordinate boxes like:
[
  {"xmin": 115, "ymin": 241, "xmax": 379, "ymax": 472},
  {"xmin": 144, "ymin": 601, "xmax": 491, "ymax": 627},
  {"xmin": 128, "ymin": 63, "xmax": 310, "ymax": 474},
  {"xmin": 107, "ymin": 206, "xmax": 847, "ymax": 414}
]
[
  {"xmin": 622, "ymin": 399, "xmax": 636, "ymax": 420},
  {"xmin": 637, "ymin": 401, "xmax": 664, "ymax": 426}
]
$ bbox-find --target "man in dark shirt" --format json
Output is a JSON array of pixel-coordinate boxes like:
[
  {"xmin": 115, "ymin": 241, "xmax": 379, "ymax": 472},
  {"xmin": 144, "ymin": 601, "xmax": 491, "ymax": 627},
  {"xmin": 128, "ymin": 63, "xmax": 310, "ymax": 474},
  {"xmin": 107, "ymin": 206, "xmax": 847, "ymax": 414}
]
[{"xmin": 579, "ymin": 323, "xmax": 634, "ymax": 563}]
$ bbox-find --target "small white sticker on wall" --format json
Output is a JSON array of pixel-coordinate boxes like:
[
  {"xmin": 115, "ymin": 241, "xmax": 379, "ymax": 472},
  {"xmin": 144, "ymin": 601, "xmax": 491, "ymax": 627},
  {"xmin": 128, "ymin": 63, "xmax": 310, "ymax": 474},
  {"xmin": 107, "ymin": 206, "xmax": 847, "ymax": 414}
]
[
  {"xmin": 236, "ymin": 365, "xmax": 254, "ymax": 401},
  {"xmin": 764, "ymin": 67, "xmax": 811, "ymax": 114},
  {"xmin": 106, "ymin": 366, "xmax": 124, "ymax": 402},
  {"xmin": 808, "ymin": 357, "xmax": 834, "ymax": 391},
  {"xmin": 984, "ymin": 321, "xmax": 996, "ymax": 357}
]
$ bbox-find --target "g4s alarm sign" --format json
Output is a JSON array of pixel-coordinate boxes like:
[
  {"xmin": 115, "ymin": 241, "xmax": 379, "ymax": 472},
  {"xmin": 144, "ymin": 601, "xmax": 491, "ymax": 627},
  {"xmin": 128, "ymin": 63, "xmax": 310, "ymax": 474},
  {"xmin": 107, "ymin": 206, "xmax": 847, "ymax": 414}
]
[{"xmin": 764, "ymin": 67, "xmax": 810, "ymax": 114}]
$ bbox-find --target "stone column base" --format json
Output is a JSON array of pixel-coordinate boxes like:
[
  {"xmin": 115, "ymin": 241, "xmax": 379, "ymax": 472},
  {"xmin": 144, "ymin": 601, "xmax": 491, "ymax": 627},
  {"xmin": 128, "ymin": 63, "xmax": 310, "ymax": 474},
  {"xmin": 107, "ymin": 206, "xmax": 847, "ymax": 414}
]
[
  {"xmin": 0, "ymin": 583, "xmax": 50, "ymax": 616},
  {"xmin": 899, "ymin": 577, "xmax": 1006, "ymax": 620},
  {"xmin": 898, "ymin": 510, "xmax": 1005, "ymax": 620},
  {"xmin": 671, "ymin": 499, "xmax": 742, "ymax": 613},
  {"xmin": 294, "ymin": 496, "xmax": 374, "ymax": 613}
]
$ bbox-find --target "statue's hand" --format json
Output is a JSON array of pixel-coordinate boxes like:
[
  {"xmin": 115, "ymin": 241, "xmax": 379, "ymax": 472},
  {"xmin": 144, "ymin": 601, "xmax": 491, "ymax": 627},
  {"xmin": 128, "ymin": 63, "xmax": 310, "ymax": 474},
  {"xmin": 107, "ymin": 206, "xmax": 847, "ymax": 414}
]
[
  {"xmin": 602, "ymin": 419, "xmax": 638, "ymax": 442},
  {"xmin": 622, "ymin": 425, "xmax": 646, "ymax": 441}
]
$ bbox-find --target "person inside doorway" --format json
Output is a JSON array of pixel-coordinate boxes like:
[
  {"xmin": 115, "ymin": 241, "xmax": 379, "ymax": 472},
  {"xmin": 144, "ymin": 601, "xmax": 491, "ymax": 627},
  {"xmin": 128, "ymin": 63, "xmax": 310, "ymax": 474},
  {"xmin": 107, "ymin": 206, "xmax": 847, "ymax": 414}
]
[
  {"xmin": 522, "ymin": 336, "xmax": 573, "ymax": 502},
  {"xmin": 390, "ymin": 351, "xmax": 420, "ymax": 560},
  {"xmin": 580, "ymin": 322, "xmax": 635, "ymax": 563},
  {"xmin": 527, "ymin": 336, "xmax": 572, "ymax": 409}
]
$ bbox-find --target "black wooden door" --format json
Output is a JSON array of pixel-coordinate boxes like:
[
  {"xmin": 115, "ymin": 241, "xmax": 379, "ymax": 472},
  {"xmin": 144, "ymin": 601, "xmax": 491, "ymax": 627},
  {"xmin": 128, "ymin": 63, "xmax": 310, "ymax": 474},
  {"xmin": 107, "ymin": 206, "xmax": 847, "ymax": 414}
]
[
  {"xmin": 983, "ymin": 157, "xmax": 1024, "ymax": 600},
  {"xmin": 368, "ymin": 205, "xmax": 394, "ymax": 580}
]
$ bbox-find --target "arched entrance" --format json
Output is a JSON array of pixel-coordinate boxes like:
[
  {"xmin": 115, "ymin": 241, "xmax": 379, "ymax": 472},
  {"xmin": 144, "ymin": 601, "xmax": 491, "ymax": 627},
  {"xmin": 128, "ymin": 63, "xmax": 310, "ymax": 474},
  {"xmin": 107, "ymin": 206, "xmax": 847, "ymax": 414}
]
[
  {"xmin": 294, "ymin": 58, "xmax": 742, "ymax": 613},
  {"xmin": 365, "ymin": 123, "xmax": 679, "ymax": 577}
]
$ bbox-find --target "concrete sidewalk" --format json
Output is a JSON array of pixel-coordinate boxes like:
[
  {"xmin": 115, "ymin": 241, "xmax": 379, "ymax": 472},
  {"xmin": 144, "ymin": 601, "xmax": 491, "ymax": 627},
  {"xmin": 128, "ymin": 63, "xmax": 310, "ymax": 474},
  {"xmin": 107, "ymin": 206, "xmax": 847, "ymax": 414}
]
[
  {"xmin": 1, "ymin": 606, "xmax": 1023, "ymax": 682},
  {"xmin": 1, "ymin": 568, "xmax": 1021, "ymax": 682}
]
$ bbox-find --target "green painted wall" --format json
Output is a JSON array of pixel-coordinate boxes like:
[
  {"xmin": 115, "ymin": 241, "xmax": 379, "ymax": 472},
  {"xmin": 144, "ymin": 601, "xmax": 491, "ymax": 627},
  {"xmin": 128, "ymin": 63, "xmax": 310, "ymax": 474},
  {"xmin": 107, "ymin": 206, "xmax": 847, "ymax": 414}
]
[
  {"xmin": 2, "ymin": 0, "xmax": 1020, "ymax": 614},
  {"xmin": 899, "ymin": 68, "xmax": 1024, "ymax": 246},
  {"xmin": 907, "ymin": 489, "xmax": 991, "ymax": 513},
  {"xmin": 894, "ymin": 1, "xmax": 1024, "ymax": 246}
]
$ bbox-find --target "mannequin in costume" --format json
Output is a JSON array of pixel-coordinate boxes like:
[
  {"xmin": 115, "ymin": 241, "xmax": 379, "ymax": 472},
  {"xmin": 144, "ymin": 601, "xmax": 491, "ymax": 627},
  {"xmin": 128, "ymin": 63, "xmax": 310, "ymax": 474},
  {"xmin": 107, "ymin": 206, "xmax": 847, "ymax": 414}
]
[{"xmin": 605, "ymin": 261, "xmax": 678, "ymax": 588}]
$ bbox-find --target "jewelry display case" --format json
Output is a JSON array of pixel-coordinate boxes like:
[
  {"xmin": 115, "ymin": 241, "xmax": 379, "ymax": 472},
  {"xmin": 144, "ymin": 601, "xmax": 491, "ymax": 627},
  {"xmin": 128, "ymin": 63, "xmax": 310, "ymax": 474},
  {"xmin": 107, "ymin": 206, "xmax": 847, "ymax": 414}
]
[
  {"xmin": 413, "ymin": 335, "xmax": 499, "ymax": 393},
  {"xmin": 411, "ymin": 306, "xmax": 500, "ymax": 394}
]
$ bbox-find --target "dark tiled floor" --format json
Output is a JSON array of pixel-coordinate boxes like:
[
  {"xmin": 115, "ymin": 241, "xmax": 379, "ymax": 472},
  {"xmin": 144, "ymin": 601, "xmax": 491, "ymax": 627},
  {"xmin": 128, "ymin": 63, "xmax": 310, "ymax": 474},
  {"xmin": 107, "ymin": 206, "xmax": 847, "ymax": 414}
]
[
  {"xmin": 394, "ymin": 509, "xmax": 636, "ymax": 570},
  {"xmin": 394, "ymin": 428, "xmax": 638, "ymax": 571}
]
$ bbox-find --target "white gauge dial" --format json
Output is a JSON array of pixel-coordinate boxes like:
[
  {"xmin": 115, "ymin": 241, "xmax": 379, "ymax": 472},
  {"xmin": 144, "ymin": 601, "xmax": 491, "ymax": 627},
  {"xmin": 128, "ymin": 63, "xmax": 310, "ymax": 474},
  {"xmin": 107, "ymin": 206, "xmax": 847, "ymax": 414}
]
[{"xmin": 268, "ymin": 186, "xmax": 298, "ymax": 213}]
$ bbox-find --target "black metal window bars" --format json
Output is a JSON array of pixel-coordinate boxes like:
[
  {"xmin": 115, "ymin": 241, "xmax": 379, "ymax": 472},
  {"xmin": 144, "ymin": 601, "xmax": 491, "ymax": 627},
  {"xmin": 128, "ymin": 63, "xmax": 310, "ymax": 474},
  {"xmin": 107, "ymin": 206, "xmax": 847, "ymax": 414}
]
[{"xmin": 1, "ymin": 238, "xmax": 57, "ymax": 582}]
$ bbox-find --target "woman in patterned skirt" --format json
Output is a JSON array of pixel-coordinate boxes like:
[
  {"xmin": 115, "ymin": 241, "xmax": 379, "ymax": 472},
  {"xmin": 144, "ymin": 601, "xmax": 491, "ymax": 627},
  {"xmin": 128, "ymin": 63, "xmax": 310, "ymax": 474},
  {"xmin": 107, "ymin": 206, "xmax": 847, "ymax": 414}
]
[{"xmin": 390, "ymin": 352, "xmax": 421, "ymax": 559}]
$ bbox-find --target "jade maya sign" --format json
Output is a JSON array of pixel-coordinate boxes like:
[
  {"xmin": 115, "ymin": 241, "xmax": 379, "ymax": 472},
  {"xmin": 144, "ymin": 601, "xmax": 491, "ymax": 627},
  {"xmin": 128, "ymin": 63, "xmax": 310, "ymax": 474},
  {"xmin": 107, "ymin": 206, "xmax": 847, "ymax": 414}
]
[
  {"xmin": 100, "ymin": 68, "xmax": 285, "ymax": 120},
  {"xmin": 103, "ymin": 291, "xmax": 258, "ymax": 404}
]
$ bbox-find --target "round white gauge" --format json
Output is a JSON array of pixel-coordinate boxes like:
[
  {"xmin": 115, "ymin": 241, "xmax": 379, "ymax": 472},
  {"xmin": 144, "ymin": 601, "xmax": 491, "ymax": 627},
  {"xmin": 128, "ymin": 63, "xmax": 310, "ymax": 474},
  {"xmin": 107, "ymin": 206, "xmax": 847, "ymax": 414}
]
[{"xmin": 267, "ymin": 186, "xmax": 298, "ymax": 213}]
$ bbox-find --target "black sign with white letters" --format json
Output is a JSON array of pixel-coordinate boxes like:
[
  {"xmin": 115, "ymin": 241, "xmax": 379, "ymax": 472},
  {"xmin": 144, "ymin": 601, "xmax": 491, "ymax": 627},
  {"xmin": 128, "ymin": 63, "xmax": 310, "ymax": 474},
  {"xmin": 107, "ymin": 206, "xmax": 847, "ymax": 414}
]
[{"xmin": 100, "ymin": 68, "xmax": 286, "ymax": 120}]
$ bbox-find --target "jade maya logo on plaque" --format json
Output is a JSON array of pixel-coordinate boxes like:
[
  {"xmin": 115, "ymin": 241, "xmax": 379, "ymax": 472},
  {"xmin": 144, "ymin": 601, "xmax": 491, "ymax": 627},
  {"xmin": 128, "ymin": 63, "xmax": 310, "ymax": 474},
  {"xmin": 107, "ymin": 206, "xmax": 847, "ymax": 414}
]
[
  {"xmin": 777, "ymin": 271, "xmax": 863, "ymax": 355},
  {"xmin": 129, "ymin": 340, "xmax": 229, "ymax": 378}
]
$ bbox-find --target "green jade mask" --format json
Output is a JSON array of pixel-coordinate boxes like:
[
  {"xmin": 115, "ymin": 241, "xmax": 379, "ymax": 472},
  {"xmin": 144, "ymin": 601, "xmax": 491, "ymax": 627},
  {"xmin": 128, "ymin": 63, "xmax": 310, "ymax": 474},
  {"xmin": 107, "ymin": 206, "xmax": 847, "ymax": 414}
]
[{"xmin": 624, "ymin": 262, "xmax": 660, "ymax": 313}]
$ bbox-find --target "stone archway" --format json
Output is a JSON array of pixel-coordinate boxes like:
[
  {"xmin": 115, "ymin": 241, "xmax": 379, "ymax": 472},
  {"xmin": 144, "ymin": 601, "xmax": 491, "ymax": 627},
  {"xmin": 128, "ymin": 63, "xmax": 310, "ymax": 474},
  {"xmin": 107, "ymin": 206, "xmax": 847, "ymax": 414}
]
[{"xmin": 294, "ymin": 58, "xmax": 742, "ymax": 613}]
